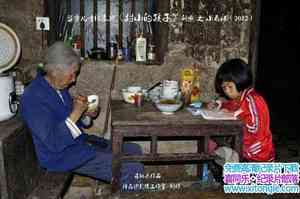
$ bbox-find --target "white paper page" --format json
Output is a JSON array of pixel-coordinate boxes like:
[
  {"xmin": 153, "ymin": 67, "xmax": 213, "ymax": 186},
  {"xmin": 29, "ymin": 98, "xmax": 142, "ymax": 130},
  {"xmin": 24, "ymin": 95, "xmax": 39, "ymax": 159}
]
[{"xmin": 200, "ymin": 109, "xmax": 237, "ymax": 120}]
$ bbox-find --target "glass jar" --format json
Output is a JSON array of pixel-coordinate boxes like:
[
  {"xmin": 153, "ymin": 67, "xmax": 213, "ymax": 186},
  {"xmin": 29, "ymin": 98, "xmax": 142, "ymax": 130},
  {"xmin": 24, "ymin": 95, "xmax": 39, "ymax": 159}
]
[{"xmin": 147, "ymin": 44, "xmax": 156, "ymax": 65}]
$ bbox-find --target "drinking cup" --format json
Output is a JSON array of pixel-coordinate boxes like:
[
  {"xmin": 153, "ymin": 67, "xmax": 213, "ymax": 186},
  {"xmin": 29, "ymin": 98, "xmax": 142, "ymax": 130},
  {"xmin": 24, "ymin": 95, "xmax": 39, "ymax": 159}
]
[
  {"xmin": 161, "ymin": 80, "xmax": 179, "ymax": 99},
  {"xmin": 87, "ymin": 95, "xmax": 99, "ymax": 112}
]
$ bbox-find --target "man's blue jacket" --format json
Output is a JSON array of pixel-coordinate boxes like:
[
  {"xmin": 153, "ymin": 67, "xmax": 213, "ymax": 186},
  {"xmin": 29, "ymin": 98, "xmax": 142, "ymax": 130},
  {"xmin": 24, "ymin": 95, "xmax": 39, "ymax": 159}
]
[{"xmin": 20, "ymin": 73, "xmax": 96, "ymax": 171}]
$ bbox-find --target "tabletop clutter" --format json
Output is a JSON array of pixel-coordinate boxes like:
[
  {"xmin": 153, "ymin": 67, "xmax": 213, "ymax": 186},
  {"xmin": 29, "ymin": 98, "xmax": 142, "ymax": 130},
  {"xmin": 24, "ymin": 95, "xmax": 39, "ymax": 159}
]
[
  {"xmin": 120, "ymin": 63, "xmax": 207, "ymax": 114},
  {"xmin": 114, "ymin": 65, "xmax": 241, "ymax": 192},
  {"xmin": 120, "ymin": 63, "xmax": 236, "ymax": 120}
]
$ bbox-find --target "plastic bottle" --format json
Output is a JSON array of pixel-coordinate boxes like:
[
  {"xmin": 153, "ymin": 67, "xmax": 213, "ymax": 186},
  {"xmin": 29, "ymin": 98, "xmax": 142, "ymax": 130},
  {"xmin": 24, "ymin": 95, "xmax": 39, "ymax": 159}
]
[
  {"xmin": 190, "ymin": 67, "xmax": 201, "ymax": 103},
  {"xmin": 135, "ymin": 33, "xmax": 147, "ymax": 63},
  {"xmin": 147, "ymin": 44, "xmax": 156, "ymax": 65},
  {"xmin": 202, "ymin": 163, "xmax": 209, "ymax": 183}
]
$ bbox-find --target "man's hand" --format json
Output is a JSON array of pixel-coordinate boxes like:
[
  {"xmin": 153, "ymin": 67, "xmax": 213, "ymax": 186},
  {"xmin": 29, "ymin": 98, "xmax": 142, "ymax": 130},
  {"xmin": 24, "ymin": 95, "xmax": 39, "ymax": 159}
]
[{"xmin": 70, "ymin": 95, "xmax": 88, "ymax": 123}]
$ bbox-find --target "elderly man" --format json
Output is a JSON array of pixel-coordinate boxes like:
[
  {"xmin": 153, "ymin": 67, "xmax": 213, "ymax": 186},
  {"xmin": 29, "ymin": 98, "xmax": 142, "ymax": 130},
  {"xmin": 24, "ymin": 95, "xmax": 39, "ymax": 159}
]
[{"xmin": 20, "ymin": 41, "xmax": 143, "ymax": 190}]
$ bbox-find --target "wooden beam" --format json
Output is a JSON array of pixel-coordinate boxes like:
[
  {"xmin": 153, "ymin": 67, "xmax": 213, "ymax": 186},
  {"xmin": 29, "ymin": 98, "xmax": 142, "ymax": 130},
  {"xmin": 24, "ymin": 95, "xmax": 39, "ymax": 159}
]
[
  {"xmin": 45, "ymin": 0, "xmax": 58, "ymax": 46},
  {"xmin": 93, "ymin": 0, "xmax": 98, "ymax": 48},
  {"xmin": 118, "ymin": 0, "xmax": 123, "ymax": 47},
  {"xmin": 80, "ymin": 0, "xmax": 85, "ymax": 57},
  {"xmin": 249, "ymin": 0, "xmax": 261, "ymax": 85},
  {"xmin": 106, "ymin": 0, "xmax": 111, "ymax": 52},
  {"xmin": 154, "ymin": 0, "xmax": 170, "ymax": 64},
  {"xmin": 121, "ymin": 153, "xmax": 216, "ymax": 162},
  {"xmin": 150, "ymin": 136, "xmax": 157, "ymax": 154},
  {"xmin": 192, "ymin": 0, "xmax": 199, "ymax": 13},
  {"xmin": 66, "ymin": 0, "xmax": 72, "ymax": 40},
  {"xmin": 66, "ymin": 0, "xmax": 71, "ymax": 16},
  {"xmin": 144, "ymin": 0, "xmax": 148, "ymax": 14},
  {"xmin": 144, "ymin": 0, "xmax": 149, "ymax": 39},
  {"xmin": 130, "ymin": 0, "xmax": 136, "ymax": 41}
]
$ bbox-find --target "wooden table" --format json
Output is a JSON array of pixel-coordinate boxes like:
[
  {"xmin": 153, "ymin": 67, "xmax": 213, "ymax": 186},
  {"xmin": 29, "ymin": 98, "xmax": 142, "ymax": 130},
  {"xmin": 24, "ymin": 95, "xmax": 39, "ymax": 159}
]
[{"xmin": 111, "ymin": 100, "xmax": 243, "ymax": 192}]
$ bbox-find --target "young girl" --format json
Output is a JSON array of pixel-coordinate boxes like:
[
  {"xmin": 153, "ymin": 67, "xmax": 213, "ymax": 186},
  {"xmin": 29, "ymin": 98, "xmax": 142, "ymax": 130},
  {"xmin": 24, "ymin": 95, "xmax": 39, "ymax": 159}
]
[{"xmin": 210, "ymin": 58, "xmax": 275, "ymax": 162}]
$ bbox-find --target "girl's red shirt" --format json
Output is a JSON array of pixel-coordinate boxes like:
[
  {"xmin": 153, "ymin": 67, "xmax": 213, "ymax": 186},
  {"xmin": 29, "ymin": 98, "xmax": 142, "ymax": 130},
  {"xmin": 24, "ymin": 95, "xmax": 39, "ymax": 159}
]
[{"xmin": 221, "ymin": 88, "xmax": 275, "ymax": 162}]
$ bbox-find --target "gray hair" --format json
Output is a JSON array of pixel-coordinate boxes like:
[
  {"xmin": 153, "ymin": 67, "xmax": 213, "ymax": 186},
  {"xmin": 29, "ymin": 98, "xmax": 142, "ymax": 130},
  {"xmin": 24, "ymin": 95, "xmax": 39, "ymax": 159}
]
[{"xmin": 43, "ymin": 41, "xmax": 81, "ymax": 74}]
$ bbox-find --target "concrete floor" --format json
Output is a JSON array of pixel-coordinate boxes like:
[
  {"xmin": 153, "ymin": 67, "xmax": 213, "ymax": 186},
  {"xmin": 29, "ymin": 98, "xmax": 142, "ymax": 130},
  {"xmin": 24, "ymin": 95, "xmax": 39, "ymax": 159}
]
[{"xmin": 64, "ymin": 128, "xmax": 300, "ymax": 199}]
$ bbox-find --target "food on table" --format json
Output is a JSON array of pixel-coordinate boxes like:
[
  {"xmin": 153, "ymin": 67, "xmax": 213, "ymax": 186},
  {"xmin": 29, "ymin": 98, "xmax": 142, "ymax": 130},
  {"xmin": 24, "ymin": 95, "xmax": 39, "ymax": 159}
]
[{"xmin": 159, "ymin": 99, "xmax": 177, "ymax": 104}]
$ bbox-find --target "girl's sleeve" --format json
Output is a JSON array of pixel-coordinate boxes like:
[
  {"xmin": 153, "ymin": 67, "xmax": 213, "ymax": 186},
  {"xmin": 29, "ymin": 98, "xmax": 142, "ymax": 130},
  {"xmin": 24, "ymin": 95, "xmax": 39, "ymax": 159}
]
[
  {"xmin": 220, "ymin": 100, "xmax": 240, "ymax": 112},
  {"xmin": 236, "ymin": 96, "xmax": 260, "ymax": 134}
]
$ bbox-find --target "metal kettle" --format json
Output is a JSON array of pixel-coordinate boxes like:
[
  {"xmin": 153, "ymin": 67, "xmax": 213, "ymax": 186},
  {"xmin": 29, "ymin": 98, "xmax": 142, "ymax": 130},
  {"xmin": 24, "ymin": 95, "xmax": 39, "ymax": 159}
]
[{"xmin": 87, "ymin": 47, "xmax": 106, "ymax": 60}]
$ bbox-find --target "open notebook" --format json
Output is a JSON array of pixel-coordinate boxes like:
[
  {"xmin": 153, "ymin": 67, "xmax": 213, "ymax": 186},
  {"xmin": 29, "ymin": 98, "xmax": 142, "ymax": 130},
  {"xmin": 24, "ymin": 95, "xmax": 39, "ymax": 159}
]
[{"xmin": 199, "ymin": 109, "xmax": 237, "ymax": 120}]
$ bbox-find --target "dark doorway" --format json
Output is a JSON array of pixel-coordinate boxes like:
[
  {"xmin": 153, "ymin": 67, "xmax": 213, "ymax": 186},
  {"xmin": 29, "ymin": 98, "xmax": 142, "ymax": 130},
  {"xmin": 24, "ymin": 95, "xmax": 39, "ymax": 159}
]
[{"xmin": 255, "ymin": 2, "xmax": 299, "ymax": 138}]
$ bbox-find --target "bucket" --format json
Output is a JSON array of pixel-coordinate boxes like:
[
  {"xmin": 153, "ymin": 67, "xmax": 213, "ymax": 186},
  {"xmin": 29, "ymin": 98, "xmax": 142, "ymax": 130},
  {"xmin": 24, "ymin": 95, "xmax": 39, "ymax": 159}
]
[{"xmin": 0, "ymin": 74, "xmax": 17, "ymax": 121}]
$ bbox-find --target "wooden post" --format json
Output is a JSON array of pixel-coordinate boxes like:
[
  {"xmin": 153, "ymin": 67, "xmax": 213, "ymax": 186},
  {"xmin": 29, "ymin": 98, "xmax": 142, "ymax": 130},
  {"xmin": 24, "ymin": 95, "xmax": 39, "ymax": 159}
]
[
  {"xmin": 197, "ymin": 138, "xmax": 204, "ymax": 179},
  {"xmin": 66, "ymin": 0, "xmax": 71, "ymax": 16},
  {"xmin": 93, "ymin": 0, "xmax": 98, "ymax": 48},
  {"xmin": 154, "ymin": 0, "xmax": 170, "ymax": 64},
  {"xmin": 118, "ymin": 0, "xmax": 123, "ymax": 48},
  {"xmin": 151, "ymin": 136, "xmax": 158, "ymax": 155},
  {"xmin": 130, "ymin": 0, "xmax": 136, "ymax": 41},
  {"xmin": 249, "ymin": 0, "xmax": 261, "ymax": 85},
  {"xmin": 144, "ymin": 0, "xmax": 149, "ymax": 39},
  {"xmin": 106, "ymin": 0, "xmax": 111, "ymax": 53},
  {"xmin": 144, "ymin": 0, "xmax": 148, "ymax": 13},
  {"xmin": 80, "ymin": 0, "xmax": 85, "ymax": 57}
]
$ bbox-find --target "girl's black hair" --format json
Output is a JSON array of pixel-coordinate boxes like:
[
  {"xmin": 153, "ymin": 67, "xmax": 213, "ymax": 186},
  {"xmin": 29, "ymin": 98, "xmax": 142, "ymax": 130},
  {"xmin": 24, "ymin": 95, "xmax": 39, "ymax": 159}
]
[{"xmin": 215, "ymin": 58, "xmax": 253, "ymax": 96}]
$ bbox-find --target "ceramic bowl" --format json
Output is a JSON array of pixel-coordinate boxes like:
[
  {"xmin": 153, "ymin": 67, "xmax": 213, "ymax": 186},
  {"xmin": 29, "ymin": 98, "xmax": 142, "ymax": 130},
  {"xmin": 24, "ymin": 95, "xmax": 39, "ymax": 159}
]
[
  {"xmin": 121, "ymin": 89, "xmax": 136, "ymax": 104},
  {"xmin": 122, "ymin": 86, "xmax": 147, "ymax": 104},
  {"xmin": 127, "ymin": 86, "xmax": 142, "ymax": 93},
  {"xmin": 155, "ymin": 100, "xmax": 183, "ymax": 115}
]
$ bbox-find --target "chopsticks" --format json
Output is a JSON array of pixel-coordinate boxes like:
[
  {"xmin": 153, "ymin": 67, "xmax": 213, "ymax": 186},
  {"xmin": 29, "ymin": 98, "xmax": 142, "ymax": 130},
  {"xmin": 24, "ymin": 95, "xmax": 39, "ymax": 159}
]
[{"xmin": 146, "ymin": 81, "xmax": 162, "ymax": 93}]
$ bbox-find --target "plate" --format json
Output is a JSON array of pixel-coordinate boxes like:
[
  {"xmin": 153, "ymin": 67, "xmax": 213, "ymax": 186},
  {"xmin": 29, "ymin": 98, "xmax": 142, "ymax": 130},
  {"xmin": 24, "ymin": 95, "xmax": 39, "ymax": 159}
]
[{"xmin": 0, "ymin": 23, "xmax": 21, "ymax": 73}]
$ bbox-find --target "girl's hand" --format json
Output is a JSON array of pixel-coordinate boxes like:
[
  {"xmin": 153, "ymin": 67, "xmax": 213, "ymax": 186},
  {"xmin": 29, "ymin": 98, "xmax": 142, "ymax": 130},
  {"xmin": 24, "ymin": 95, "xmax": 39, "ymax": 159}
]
[
  {"xmin": 206, "ymin": 101, "xmax": 218, "ymax": 110},
  {"xmin": 220, "ymin": 108, "xmax": 230, "ymax": 113},
  {"xmin": 206, "ymin": 100, "xmax": 222, "ymax": 110},
  {"xmin": 234, "ymin": 109, "xmax": 243, "ymax": 117}
]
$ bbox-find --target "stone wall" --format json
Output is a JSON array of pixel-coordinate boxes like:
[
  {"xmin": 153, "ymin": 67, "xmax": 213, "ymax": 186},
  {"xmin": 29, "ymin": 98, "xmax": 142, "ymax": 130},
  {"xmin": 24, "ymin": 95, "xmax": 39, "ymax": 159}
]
[
  {"xmin": 169, "ymin": 0, "xmax": 251, "ymax": 63},
  {"xmin": 0, "ymin": 0, "xmax": 44, "ymax": 67}
]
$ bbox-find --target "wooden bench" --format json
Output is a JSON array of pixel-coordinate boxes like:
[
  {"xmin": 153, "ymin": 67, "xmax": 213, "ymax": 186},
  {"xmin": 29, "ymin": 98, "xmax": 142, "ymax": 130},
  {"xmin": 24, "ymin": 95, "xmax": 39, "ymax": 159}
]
[{"xmin": 0, "ymin": 117, "xmax": 73, "ymax": 199}]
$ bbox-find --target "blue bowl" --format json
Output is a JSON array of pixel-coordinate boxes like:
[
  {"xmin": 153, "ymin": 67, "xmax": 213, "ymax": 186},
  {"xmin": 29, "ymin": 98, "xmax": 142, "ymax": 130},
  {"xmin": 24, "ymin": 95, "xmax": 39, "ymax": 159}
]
[{"xmin": 189, "ymin": 102, "xmax": 202, "ymax": 109}]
